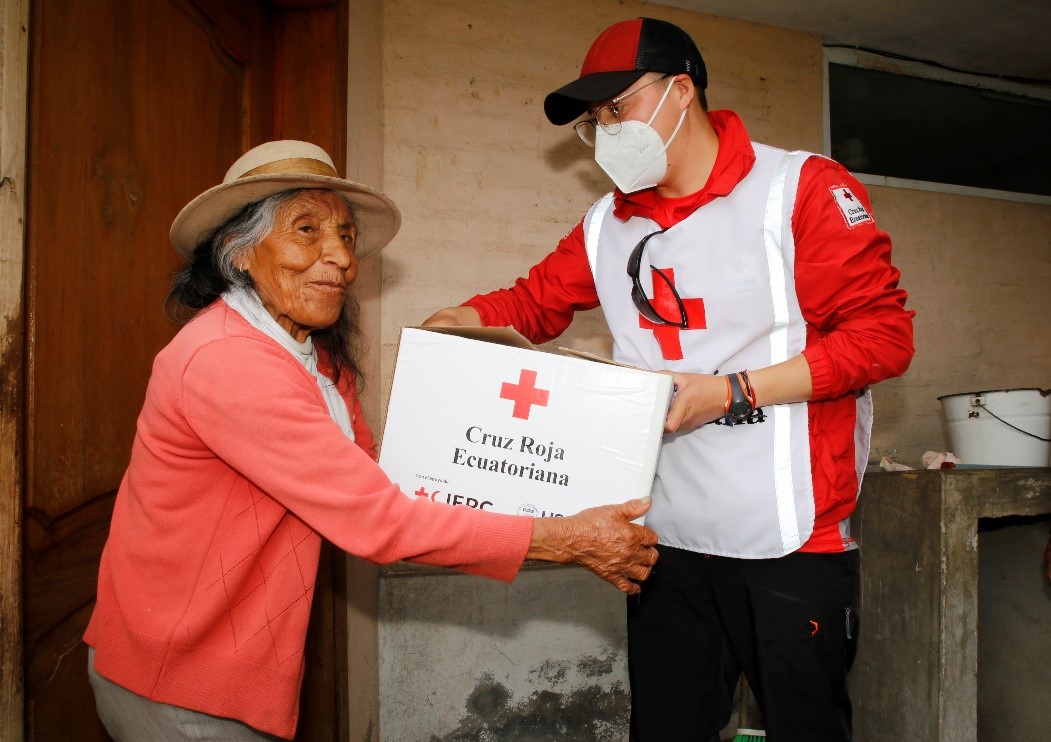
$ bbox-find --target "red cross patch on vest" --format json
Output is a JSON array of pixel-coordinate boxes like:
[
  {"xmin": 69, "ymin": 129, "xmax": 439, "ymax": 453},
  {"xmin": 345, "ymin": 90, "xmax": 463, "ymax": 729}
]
[{"xmin": 637, "ymin": 267, "xmax": 706, "ymax": 361}]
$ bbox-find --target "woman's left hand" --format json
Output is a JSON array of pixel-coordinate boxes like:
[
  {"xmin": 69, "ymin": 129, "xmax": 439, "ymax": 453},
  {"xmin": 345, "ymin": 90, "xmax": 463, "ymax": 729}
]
[{"xmin": 527, "ymin": 498, "xmax": 659, "ymax": 595}]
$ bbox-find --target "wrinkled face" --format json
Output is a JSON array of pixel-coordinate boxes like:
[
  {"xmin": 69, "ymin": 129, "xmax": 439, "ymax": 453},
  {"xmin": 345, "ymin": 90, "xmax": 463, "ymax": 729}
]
[{"xmin": 244, "ymin": 190, "xmax": 358, "ymax": 342}]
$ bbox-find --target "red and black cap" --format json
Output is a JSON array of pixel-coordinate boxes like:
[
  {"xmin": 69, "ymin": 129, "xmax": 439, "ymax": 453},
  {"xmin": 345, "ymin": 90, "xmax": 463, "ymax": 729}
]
[{"xmin": 543, "ymin": 17, "xmax": 707, "ymax": 126}]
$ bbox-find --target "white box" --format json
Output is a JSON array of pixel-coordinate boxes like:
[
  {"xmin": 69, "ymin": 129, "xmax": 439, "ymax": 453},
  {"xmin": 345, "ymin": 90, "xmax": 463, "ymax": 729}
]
[{"xmin": 378, "ymin": 327, "xmax": 672, "ymax": 517}]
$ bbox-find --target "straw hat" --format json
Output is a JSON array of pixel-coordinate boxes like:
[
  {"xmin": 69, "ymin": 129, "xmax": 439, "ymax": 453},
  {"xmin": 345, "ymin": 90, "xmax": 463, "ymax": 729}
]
[{"xmin": 170, "ymin": 140, "xmax": 400, "ymax": 259}]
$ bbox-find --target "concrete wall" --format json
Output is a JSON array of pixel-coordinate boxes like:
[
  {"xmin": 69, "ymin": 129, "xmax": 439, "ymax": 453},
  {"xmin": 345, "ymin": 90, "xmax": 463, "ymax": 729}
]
[
  {"xmin": 377, "ymin": 0, "xmax": 824, "ymax": 378},
  {"xmin": 851, "ymin": 470, "xmax": 1051, "ymax": 741},
  {"xmin": 865, "ymin": 190, "xmax": 1050, "ymax": 465},
  {"xmin": 977, "ymin": 518, "xmax": 1051, "ymax": 739},
  {"xmin": 361, "ymin": 0, "xmax": 1049, "ymax": 739},
  {"xmin": 379, "ymin": 566, "xmax": 632, "ymax": 741},
  {"xmin": 373, "ymin": 0, "xmax": 1050, "ymax": 465},
  {"xmin": 373, "ymin": 1, "xmax": 823, "ymax": 739}
]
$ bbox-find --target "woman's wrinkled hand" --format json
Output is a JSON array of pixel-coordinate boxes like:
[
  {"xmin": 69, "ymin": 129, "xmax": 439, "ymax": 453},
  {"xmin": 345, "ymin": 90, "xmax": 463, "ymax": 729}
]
[{"xmin": 527, "ymin": 498, "xmax": 659, "ymax": 594}]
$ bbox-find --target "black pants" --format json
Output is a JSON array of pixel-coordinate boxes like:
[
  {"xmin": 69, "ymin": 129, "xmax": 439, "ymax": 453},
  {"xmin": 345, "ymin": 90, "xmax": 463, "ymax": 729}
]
[{"xmin": 627, "ymin": 545, "xmax": 860, "ymax": 742}]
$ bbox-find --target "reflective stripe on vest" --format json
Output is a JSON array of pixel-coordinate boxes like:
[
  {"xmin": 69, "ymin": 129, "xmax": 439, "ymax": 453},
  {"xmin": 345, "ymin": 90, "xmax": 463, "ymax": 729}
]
[
  {"xmin": 585, "ymin": 193, "xmax": 615, "ymax": 275},
  {"xmin": 765, "ymin": 150, "xmax": 807, "ymax": 552}
]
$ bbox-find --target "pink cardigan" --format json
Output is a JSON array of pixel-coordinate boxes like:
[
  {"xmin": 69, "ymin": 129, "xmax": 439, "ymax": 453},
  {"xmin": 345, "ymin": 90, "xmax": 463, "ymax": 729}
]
[{"xmin": 84, "ymin": 300, "xmax": 533, "ymax": 738}]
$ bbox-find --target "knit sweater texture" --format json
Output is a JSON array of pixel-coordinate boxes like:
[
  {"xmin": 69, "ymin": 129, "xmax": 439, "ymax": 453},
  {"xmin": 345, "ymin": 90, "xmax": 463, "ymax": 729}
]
[{"xmin": 84, "ymin": 300, "xmax": 533, "ymax": 738}]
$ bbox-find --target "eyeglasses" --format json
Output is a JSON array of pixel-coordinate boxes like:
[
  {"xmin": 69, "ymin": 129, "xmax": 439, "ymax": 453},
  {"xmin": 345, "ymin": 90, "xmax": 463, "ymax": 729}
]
[
  {"xmin": 627, "ymin": 228, "xmax": 688, "ymax": 328},
  {"xmin": 573, "ymin": 75, "xmax": 672, "ymax": 147}
]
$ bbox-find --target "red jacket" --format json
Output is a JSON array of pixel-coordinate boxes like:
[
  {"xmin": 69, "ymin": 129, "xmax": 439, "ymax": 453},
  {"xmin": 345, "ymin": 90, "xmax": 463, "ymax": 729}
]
[{"xmin": 467, "ymin": 110, "xmax": 914, "ymax": 553}]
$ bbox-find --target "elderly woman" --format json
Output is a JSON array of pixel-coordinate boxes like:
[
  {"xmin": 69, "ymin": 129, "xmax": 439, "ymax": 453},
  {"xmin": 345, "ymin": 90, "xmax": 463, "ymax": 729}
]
[{"xmin": 84, "ymin": 141, "xmax": 658, "ymax": 740}]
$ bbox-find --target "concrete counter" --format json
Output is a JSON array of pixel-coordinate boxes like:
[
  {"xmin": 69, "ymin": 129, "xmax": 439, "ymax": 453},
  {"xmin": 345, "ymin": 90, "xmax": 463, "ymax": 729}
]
[
  {"xmin": 367, "ymin": 468, "xmax": 1050, "ymax": 740},
  {"xmin": 376, "ymin": 561, "xmax": 630, "ymax": 741},
  {"xmin": 852, "ymin": 468, "xmax": 1051, "ymax": 741}
]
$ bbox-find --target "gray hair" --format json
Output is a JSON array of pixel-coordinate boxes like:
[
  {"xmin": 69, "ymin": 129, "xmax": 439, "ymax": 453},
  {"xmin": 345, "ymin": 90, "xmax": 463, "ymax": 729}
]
[{"xmin": 213, "ymin": 189, "xmax": 301, "ymax": 287}]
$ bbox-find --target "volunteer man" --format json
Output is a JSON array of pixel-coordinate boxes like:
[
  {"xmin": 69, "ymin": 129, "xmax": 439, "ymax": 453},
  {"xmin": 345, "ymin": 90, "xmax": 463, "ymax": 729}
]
[{"xmin": 425, "ymin": 17, "xmax": 914, "ymax": 741}]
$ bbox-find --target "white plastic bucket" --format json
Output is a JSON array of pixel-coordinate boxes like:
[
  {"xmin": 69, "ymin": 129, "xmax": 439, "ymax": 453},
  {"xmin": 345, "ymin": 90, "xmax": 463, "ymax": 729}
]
[{"xmin": 938, "ymin": 388, "xmax": 1051, "ymax": 467}]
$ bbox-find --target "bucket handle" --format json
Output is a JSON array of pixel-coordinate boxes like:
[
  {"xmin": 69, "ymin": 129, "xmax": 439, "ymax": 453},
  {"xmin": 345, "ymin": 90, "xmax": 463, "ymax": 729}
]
[{"xmin": 971, "ymin": 396, "xmax": 1051, "ymax": 442}]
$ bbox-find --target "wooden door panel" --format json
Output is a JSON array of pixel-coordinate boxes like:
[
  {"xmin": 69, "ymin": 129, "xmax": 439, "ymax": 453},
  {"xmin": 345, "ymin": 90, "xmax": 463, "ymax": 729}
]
[
  {"xmin": 25, "ymin": 0, "xmax": 266, "ymax": 515},
  {"xmin": 25, "ymin": 0, "xmax": 350, "ymax": 737},
  {"xmin": 24, "ymin": 0, "xmax": 274, "ymax": 737}
]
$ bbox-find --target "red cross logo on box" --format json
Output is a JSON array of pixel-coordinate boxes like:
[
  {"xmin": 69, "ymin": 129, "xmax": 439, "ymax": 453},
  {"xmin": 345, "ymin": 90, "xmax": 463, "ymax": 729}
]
[
  {"xmin": 638, "ymin": 266, "xmax": 706, "ymax": 361},
  {"xmin": 500, "ymin": 369, "xmax": 550, "ymax": 420}
]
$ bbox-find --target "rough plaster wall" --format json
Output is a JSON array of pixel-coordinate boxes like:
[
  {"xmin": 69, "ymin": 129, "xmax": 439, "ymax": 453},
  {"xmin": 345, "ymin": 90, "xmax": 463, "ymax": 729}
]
[
  {"xmin": 976, "ymin": 518, "xmax": 1051, "ymax": 739},
  {"xmin": 864, "ymin": 189, "xmax": 1051, "ymax": 466},
  {"xmin": 372, "ymin": 0, "xmax": 1049, "ymax": 737},
  {"xmin": 379, "ymin": 568, "xmax": 630, "ymax": 741},
  {"xmin": 378, "ymin": 0, "xmax": 825, "ymax": 422}
]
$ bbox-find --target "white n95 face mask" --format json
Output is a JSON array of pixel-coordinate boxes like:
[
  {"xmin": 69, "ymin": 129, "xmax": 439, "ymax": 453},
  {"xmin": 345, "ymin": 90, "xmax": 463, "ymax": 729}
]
[{"xmin": 594, "ymin": 77, "xmax": 687, "ymax": 193}]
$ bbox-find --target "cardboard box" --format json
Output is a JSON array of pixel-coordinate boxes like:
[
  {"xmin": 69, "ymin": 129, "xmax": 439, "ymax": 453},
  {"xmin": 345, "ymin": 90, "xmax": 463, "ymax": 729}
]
[{"xmin": 378, "ymin": 327, "xmax": 672, "ymax": 518}]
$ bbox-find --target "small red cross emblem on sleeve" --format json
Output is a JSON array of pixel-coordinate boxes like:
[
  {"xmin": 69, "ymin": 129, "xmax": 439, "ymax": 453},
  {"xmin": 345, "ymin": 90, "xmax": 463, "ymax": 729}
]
[{"xmin": 500, "ymin": 369, "xmax": 550, "ymax": 420}]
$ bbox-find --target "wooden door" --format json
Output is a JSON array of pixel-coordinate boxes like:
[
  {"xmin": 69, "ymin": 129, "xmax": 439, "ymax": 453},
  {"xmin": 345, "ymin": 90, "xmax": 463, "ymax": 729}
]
[{"xmin": 23, "ymin": 1, "xmax": 348, "ymax": 739}]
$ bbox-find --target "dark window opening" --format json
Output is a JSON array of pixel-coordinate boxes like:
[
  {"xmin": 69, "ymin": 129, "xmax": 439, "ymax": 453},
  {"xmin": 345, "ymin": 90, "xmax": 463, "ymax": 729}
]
[{"xmin": 828, "ymin": 63, "xmax": 1051, "ymax": 197}]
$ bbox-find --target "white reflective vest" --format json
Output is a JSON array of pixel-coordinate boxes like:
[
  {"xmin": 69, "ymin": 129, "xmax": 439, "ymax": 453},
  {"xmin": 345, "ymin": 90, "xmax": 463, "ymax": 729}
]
[{"xmin": 583, "ymin": 144, "xmax": 871, "ymax": 558}]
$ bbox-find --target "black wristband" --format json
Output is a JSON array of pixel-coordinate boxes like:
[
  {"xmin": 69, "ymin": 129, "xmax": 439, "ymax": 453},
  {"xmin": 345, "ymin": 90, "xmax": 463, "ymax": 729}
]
[{"xmin": 726, "ymin": 372, "xmax": 754, "ymax": 422}]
